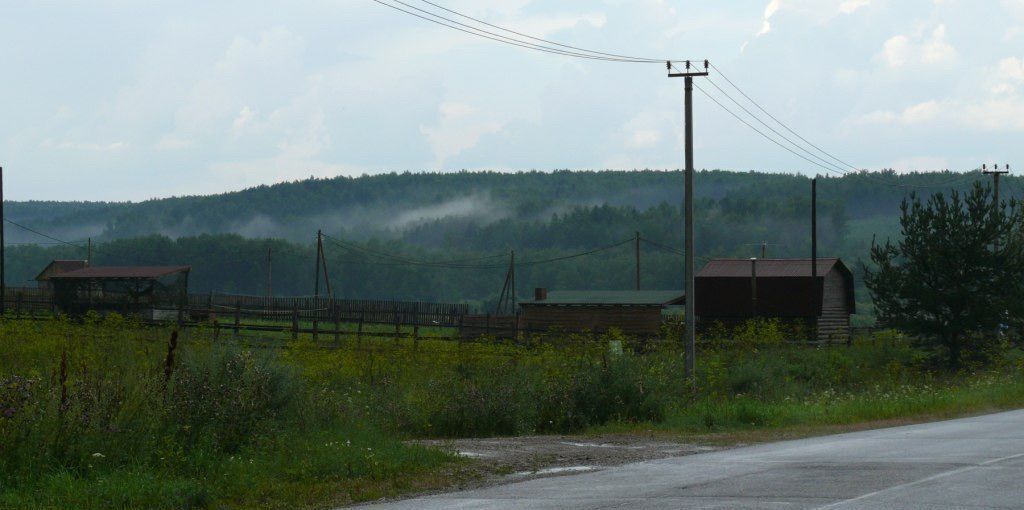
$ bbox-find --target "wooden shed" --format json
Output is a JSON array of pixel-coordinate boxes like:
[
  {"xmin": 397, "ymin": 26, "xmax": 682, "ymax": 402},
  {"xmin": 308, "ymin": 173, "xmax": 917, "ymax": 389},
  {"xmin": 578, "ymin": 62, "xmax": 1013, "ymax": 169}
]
[
  {"xmin": 520, "ymin": 288, "xmax": 685, "ymax": 337},
  {"xmin": 49, "ymin": 265, "xmax": 191, "ymax": 319},
  {"xmin": 34, "ymin": 260, "xmax": 88, "ymax": 291},
  {"xmin": 695, "ymin": 258, "xmax": 855, "ymax": 342}
]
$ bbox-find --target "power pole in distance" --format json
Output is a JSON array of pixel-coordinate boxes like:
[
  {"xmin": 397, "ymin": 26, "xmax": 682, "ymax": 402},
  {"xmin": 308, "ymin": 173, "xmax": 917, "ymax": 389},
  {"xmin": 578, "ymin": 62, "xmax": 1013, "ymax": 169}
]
[
  {"xmin": 635, "ymin": 231, "xmax": 641, "ymax": 291},
  {"xmin": 0, "ymin": 165, "xmax": 5, "ymax": 316},
  {"xmin": 983, "ymin": 164, "xmax": 1011, "ymax": 251},
  {"xmin": 668, "ymin": 59, "xmax": 709, "ymax": 381},
  {"xmin": 983, "ymin": 163, "xmax": 1010, "ymax": 207},
  {"xmin": 811, "ymin": 177, "xmax": 818, "ymax": 341}
]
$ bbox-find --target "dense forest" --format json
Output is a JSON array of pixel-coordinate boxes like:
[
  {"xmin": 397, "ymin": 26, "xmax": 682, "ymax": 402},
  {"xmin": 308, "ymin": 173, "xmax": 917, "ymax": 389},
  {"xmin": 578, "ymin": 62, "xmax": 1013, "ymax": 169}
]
[{"xmin": 5, "ymin": 169, "xmax": 1009, "ymax": 318}]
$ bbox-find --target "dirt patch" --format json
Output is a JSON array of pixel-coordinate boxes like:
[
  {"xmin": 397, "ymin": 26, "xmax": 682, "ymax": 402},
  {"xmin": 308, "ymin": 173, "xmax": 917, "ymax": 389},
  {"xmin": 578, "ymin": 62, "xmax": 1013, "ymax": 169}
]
[{"xmin": 411, "ymin": 434, "xmax": 717, "ymax": 485}]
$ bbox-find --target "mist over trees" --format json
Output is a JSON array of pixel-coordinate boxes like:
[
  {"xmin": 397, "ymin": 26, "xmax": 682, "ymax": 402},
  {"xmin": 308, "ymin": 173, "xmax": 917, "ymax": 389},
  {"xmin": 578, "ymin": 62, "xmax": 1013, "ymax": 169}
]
[{"xmin": 3, "ymin": 169, "xmax": 1003, "ymax": 315}]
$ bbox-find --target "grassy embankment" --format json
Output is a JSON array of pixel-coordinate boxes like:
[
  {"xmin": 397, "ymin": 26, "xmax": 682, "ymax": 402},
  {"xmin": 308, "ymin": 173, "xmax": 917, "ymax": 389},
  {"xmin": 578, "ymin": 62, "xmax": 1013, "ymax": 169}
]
[{"xmin": 1, "ymin": 316, "xmax": 1022, "ymax": 509}]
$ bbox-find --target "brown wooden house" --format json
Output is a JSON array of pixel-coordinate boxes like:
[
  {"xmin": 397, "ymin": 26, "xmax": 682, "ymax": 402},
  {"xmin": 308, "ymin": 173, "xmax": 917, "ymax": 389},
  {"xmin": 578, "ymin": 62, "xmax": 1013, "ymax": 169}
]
[
  {"xmin": 520, "ymin": 288, "xmax": 685, "ymax": 337},
  {"xmin": 695, "ymin": 258, "xmax": 855, "ymax": 342},
  {"xmin": 34, "ymin": 260, "xmax": 88, "ymax": 291}
]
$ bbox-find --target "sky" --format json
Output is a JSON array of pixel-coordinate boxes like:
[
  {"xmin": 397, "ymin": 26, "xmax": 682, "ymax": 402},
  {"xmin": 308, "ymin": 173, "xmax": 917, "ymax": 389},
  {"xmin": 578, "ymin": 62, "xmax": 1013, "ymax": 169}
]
[{"xmin": 2, "ymin": 0, "xmax": 1023, "ymax": 201}]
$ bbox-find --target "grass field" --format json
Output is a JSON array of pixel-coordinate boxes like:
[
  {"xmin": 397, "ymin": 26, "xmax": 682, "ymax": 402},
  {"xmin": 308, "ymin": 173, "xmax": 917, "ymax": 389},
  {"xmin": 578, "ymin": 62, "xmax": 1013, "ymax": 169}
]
[{"xmin": 1, "ymin": 316, "xmax": 1023, "ymax": 509}]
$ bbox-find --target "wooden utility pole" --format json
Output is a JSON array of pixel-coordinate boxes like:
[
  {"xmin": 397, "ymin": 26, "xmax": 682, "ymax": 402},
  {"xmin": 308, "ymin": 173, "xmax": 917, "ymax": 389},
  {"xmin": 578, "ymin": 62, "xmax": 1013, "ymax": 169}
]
[
  {"xmin": 266, "ymin": 247, "xmax": 272, "ymax": 299},
  {"xmin": 983, "ymin": 164, "xmax": 1010, "ymax": 211},
  {"xmin": 635, "ymin": 231, "xmax": 641, "ymax": 290},
  {"xmin": 668, "ymin": 59, "xmax": 709, "ymax": 381},
  {"xmin": 811, "ymin": 177, "xmax": 818, "ymax": 340},
  {"xmin": 313, "ymin": 230, "xmax": 322, "ymax": 337},
  {"xmin": 510, "ymin": 249, "xmax": 516, "ymax": 312},
  {"xmin": 0, "ymin": 165, "xmax": 5, "ymax": 316}
]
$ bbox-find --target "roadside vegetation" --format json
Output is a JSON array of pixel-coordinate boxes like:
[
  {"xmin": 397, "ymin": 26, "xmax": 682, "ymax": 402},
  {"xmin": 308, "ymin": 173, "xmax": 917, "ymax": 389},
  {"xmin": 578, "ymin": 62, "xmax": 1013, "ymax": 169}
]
[{"xmin": 2, "ymin": 316, "xmax": 1023, "ymax": 509}]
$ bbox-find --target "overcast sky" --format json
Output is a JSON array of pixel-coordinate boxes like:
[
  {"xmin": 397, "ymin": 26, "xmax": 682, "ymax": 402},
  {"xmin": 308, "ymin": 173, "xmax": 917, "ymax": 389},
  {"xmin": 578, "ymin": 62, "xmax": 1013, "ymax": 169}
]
[{"xmin": 2, "ymin": 0, "xmax": 1023, "ymax": 201}]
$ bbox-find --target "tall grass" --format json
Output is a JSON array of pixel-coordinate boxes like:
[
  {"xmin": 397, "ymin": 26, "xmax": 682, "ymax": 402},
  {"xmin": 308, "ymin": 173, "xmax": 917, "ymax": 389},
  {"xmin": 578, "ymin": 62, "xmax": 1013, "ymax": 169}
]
[{"xmin": 1, "ymin": 317, "xmax": 1022, "ymax": 508}]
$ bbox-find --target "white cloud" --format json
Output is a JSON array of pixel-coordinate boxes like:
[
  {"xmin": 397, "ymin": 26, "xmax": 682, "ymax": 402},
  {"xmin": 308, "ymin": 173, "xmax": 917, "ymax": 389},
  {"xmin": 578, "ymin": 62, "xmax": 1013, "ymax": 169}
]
[
  {"xmin": 626, "ymin": 129, "xmax": 662, "ymax": 149},
  {"xmin": 154, "ymin": 135, "xmax": 193, "ymax": 150},
  {"xmin": 889, "ymin": 156, "xmax": 950, "ymax": 172},
  {"xmin": 839, "ymin": 0, "xmax": 870, "ymax": 14},
  {"xmin": 41, "ymin": 139, "xmax": 126, "ymax": 151},
  {"xmin": 421, "ymin": 101, "xmax": 504, "ymax": 167},
  {"xmin": 757, "ymin": 0, "xmax": 782, "ymax": 37},
  {"xmin": 232, "ymin": 106, "xmax": 257, "ymax": 131},
  {"xmin": 880, "ymin": 24, "xmax": 956, "ymax": 67}
]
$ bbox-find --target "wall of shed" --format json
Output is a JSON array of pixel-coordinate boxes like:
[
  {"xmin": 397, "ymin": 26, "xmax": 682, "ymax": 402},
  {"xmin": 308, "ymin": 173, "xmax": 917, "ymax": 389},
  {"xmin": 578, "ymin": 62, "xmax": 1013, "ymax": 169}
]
[
  {"xmin": 521, "ymin": 305, "xmax": 663, "ymax": 336},
  {"xmin": 817, "ymin": 269, "xmax": 851, "ymax": 342}
]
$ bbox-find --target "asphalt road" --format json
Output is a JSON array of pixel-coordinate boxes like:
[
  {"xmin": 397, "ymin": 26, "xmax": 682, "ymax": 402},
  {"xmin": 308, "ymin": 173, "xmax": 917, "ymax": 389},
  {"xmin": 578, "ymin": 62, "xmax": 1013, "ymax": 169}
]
[{"xmin": 358, "ymin": 409, "xmax": 1024, "ymax": 509}]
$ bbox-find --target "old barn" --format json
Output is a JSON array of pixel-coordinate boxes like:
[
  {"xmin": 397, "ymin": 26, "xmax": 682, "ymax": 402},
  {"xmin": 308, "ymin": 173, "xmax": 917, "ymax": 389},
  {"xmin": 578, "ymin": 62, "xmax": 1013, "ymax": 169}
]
[
  {"xmin": 520, "ymin": 288, "xmax": 685, "ymax": 337},
  {"xmin": 49, "ymin": 265, "xmax": 191, "ymax": 319},
  {"xmin": 34, "ymin": 260, "xmax": 87, "ymax": 291},
  {"xmin": 695, "ymin": 258, "xmax": 855, "ymax": 342}
]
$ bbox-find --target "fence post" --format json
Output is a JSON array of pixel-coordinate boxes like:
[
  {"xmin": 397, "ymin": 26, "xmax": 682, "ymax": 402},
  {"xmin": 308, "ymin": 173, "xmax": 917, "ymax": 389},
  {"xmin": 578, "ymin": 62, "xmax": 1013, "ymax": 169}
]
[
  {"xmin": 312, "ymin": 297, "xmax": 320, "ymax": 342},
  {"xmin": 358, "ymin": 311, "xmax": 366, "ymax": 346},
  {"xmin": 332, "ymin": 300, "xmax": 340, "ymax": 347},
  {"xmin": 393, "ymin": 303, "xmax": 400, "ymax": 344},
  {"xmin": 15, "ymin": 291, "xmax": 22, "ymax": 318},
  {"xmin": 233, "ymin": 300, "xmax": 240, "ymax": 337},
  {"xmin": 485, "ymin": 313, "xmax": 491, "ymax": 337},
  {"xmin": 413, "ymin": 303, "xmax": 420, "ymax": 350},
  {"xmin": 291, "ymin": 303, "xmax": 299, "ymax": 341}
]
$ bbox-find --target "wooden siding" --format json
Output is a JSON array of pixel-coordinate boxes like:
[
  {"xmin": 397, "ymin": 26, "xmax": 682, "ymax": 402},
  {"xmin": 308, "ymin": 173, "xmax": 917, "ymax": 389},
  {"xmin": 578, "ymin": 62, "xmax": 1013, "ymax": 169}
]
[
  {"xmin": 521, "ymin": 305, "xmax": 663, "ymax": 336},
  {"xmin": 817, "ymin": 268, "xmax": 850, "ymax": 342}
]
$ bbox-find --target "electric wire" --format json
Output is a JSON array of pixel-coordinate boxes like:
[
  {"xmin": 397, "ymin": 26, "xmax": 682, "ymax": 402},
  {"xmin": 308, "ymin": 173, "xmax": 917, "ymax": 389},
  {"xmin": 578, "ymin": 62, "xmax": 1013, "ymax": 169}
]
[
  {"xmin": 371, "ymin": 0, "xmax": 660, "ymax": 63},
  {"xmin": 414, "ymin": 0, "xmax": 671, "ymax": 63},
  {"xmin": 3, "ymin": 218, "xmax": 87, "ymax": 250}
]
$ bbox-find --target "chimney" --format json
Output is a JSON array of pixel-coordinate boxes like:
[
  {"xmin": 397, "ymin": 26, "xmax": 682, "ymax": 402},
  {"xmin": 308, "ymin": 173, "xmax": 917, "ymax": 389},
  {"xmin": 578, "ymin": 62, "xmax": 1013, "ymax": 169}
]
[{"xmin": 534, "ymin": 287, "xmax": 548, "ymax": 301}]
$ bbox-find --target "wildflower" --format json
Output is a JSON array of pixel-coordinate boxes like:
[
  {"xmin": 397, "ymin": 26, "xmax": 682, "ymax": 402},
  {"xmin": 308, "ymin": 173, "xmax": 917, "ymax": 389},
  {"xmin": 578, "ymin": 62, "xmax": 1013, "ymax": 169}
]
[{"xmin": 92, "ymin": 453, "xmax": 105, "ymax": 458}]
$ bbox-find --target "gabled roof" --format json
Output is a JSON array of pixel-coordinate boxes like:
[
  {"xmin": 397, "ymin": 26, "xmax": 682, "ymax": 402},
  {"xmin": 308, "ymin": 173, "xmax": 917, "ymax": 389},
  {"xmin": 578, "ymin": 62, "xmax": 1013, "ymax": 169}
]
[
  {"xmin": 50, "ymin": 266, "xmax": 191, "ymax": 279},
  {"xmin": 35, "ymin": 260, "xmax": 88, "ymax": 281},
  {"xmin": 697, "ymin": 258, "xmax": 844, "ymax": 278},
  {"xmin": 523, "ymin": 290, "xmax": 685, "ymax": 306}
]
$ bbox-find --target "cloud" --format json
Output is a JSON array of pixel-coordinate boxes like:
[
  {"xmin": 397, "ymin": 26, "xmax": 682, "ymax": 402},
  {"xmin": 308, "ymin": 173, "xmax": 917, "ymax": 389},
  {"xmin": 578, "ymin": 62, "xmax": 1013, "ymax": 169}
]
[
  {"xmin": 839, "ymin": 0, "xmax": 871, "ymax": 14},
  {"xmin": 880, "ymin": 24, "xmax": 956, "ymax": 67},
  {"xmin": 626, "ymin": 129, "xmax": 662, "ymax": 149},
  {"xmin": 420, "ymin": 101, "xmax": 504, "ymax": 168},
  {"xmin": 41, "ymin": 139, "xmax": 126, "ymax": 151},
  {"xmin": 757, "ymin": 0, "xmax": 782, "ymax": 37}
]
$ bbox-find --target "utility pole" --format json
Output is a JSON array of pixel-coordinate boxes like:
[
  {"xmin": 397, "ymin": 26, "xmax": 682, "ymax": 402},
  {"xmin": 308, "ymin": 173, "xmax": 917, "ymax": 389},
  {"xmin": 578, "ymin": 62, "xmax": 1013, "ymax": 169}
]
[
  {"xmin": 0, "ymin": 165, "xmax": 5, "ymax": 316},
  {"xmin": 314, "ymin": 230, "xmax": 323, "ymax": 297},
  {"xmin": 668, "ymin": 59, "xmax": 709, "ymax": 381},
  {"xmin": 983, "ymin": 164, "xmax": 1010, "ymax": 252},
  {"xmin": 983, "ymin": 164, "xmax": 1010, "ymax": 210},
  {"xmin": 510, "ymin": 249, "xmax": 516, "ymax": 312},
  {"xmin": 761, "ymin": 241, "xmax": 767, "ymax": 259},
  {"xmin": 635, "ymin": 231, "xmax": 641, "ymax": 291},
  {"xmin": 267, "ymin": 247, "xmax": 273, "ymax": 299},
  {"xmin": 811, "ymin": 177, "xmax": 818, "ymax": 340}
]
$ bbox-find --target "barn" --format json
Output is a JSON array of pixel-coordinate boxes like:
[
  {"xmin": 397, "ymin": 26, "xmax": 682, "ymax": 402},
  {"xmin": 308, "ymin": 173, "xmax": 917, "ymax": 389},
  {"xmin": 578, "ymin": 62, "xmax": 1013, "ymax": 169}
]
[
  {"xmin": 34, "ymin": 260, "xmax": 88, "ymax": 291},
  {"xmin": 49, "ymin": 265, "xmax": 191, "ymax": 319},
  {"xmin": 695, "ymin": 258, "xmax": 855, "ymax": 342},
  {"xmin": 520, "ymin": 288, "xmax": 685, "ymax": 337}
]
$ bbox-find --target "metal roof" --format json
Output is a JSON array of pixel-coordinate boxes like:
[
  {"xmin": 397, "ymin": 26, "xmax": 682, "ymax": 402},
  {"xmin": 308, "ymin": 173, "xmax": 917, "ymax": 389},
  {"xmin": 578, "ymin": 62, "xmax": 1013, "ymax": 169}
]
[
  {"xmin": 697, "ymin": 258, "xmax": 843, "ymax": 278},
  {"xmin": 50, "ymin": 266, "xmax": 191, "ymax": 279},
  {"xmin": 523, "ymin": 290, "xmax": 685, "ymax": 306},
  {"xmin": 34, "ymin": 260, "xmax": 88, "ymax": 281}
]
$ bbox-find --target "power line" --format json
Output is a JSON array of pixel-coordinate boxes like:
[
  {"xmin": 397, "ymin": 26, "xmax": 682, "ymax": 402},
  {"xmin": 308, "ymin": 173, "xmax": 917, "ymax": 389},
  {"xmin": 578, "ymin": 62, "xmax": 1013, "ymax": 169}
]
[
  {"xmin": 372, "ymin": 0, "xmax": 698, "ymax": 64},
  {"xmin": 414, "ymin": 0, "xmax": 670, "ymax": 63},
  {"xmin": 3, "ymin": 218, "xmax": 87, "ymax": 250},
  {"xmin": 371, "ymin": 0, "xmax": 661, "ymax": 63}
]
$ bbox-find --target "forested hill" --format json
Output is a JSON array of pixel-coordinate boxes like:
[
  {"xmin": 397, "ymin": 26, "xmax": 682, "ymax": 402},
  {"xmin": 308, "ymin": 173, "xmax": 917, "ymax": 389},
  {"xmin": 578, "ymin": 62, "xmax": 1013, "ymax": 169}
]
[{"xmin": 4, "ymin": 169, "xmax": 1005, "ymax": 315}]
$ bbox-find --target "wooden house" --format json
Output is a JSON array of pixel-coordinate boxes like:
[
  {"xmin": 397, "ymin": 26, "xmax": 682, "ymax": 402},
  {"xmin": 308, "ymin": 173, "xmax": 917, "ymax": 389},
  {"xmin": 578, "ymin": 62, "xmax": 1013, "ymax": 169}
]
[
  {"xmin": 520, "ymin": 288, "xmax": 685, "ymax": 337},
  {"xmin": 34, "ymin": 260, "xmax": 87, "ymax": 291},
  {"xmin": 695, "ymin": 258, "xmax": 855, "ymax": 342}
]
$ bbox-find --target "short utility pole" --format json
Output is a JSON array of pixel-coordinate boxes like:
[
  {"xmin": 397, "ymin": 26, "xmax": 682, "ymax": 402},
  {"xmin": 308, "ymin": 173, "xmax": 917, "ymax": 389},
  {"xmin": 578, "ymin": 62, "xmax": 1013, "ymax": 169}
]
[
  {"xmin": 983, "ymin": 164, "xmax": 1010, "ymax": 251},
  {"xmin": 983, "ymin": 163, "xmax": 1010, "ymax": 207},
  {"xmin": 668, "ymin": 59, "xmax": 709, "ymax": 381},
  {"xmin": 811, "ymin": 177, "xmax": 818, "ymax": 341},
  {"xmin": 635, "ymin": 231, "xmax": 641, "ymax": 291},
  {"xmin": 0, "ymin": 165, "xmax": 5, "ymax": 316}
]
